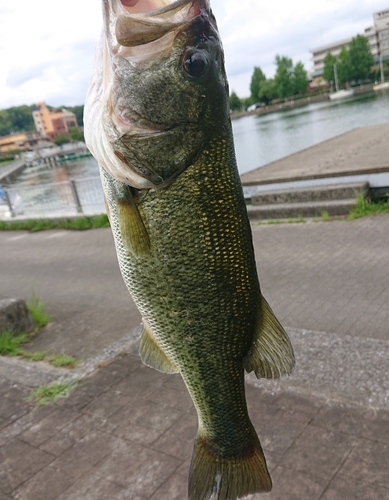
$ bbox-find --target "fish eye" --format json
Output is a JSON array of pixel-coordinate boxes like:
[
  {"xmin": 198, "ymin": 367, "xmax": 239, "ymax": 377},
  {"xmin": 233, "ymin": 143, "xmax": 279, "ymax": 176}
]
[{"xmin": 182, "ymin": 50, "xmax": 209, "ymax": 79}]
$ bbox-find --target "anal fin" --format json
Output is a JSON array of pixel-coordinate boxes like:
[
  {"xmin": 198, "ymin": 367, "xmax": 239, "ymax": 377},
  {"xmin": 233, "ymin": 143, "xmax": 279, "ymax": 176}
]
[
  {"xmin": 139, "ymin": 321, "xmax": 179, "ymax": 374},
  {"xmin": 243, "ymin": 296, "xmax": 295, "ymax": 379}
]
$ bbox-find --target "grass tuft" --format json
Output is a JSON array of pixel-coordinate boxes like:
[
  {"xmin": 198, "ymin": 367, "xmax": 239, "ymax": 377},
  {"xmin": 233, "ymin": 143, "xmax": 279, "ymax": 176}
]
[
  {"xmin": 348, "ymin": 193, "xmax": 389, "ymax": 220},
  {"xmin": 27, "ymin": 292, "xmax": 51, "ymax": 328},
  {"xmin": 257, "ymin": 217, "xmax": 306, "ymax": 225},
  {"xmin": 0, "ymin": 214, "xmax": 110, "ymax": 232},
  {"xmin": 47, "ymin": 354, "xmax": 80, "ymax": 369},
  {"xmin": 20, "ymin": 351, "xmax": 47, "ymax": 361},
  {"xmin": 321, "ymin": 210, "xmax": 331, "ymax": 222},
  {"xmin": 26, "ymin": 381, "xmax": 80, "ymax": 406},
  {"xmin": 0, "ymin": 331, "xmax": 27, "ymax": 355}
]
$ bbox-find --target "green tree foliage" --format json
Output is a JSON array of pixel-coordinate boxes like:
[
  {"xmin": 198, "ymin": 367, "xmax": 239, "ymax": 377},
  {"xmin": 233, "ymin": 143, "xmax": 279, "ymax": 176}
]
[
  {"xmin": 293, "ymin": 61, "xmax": 309, "ymax": 95},
  {"xmin": 0, "ymin": 106, "xmax": 35, "ymax": 136},
  {"xmin": 274, "ymin": 55, "xmax": 294, "ymax": 98},
  {"xmin": 323, "ymin": 52, "xmax": 337, "ymax": 83},
  {"xmin": 69, "ymin": 126, "xmax": 85, "ymax": 142},
  {"xmin": 250, "ymin": 66, "xmax": 266, "ymax": 103},
  {"xmin": 229, "ymin": 91, "xmax": 242, "ymax": 111},
  {"xmin": 53, "ymin": 134, "xmax": 70, "ymax": 146},
  {"xmin": 0, "ymin": 111, "xmax": 13, "ymax": 136},
  {"xmin": 337, "ymin": 47, "xmax": 352, "ymax": 86},
  {"xmin": 348, "ymin": 34, "xmax": 374, "ymax": 81},
  {"xmin": 258, "ymin": 79, "xmax": 276, "ymax": 104}
]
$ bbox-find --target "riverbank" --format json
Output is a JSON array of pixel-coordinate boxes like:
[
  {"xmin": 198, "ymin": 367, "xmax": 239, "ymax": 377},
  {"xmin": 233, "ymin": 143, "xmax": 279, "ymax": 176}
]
[
  {"xmin": 231, "ymin": 83, "xmax": 375, "ymax": 121},
  {"xmin": 240, "ymin": 123, "xmax": 389, "ymax": 186}
]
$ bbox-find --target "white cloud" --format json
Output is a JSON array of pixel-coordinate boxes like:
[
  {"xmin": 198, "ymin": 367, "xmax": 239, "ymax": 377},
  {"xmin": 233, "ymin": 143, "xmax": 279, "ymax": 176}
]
[
  {"xmin": 212, "ymin": 0, "xmax": 389, "ymax": 96},
  {"xmin": 0, "ymin": 0, "xmax": 388, "ymax": 107}
]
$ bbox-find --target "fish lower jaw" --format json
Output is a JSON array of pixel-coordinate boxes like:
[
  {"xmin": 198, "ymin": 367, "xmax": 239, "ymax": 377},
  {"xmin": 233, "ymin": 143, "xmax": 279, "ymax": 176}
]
[{"xmin": 120, "ymin": 0, "xmax": 173, "ymax": 14}]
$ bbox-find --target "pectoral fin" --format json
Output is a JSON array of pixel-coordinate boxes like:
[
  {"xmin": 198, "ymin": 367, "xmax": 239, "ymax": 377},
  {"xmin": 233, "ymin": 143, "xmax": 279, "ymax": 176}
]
[
  {"xmin": 139, "ymin": 321, "xmax": 179, "ymax": 374},
  {"xmin": 243, "ymin": 296, "xmax": 295, "ymax": 379},
  {"xmin": 116, "ymin": 186, "xmax": 151, "ymax": 256}
]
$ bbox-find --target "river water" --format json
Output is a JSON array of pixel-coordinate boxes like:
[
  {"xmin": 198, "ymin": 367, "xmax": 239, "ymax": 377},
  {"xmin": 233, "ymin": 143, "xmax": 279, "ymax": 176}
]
[
  {"xmin": 9, "ymin": 89, "xmax": 389, "ymax": 188},
  {"xmin": 232, "ymin": 89, "xmax": 389, "ymax": 175}
]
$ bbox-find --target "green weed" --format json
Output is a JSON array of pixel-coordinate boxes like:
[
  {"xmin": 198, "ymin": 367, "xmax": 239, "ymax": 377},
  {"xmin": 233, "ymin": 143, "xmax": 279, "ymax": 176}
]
[
  {"xmin": 321, "ymin": 210, "xmax": 331, "ymax": 221},
  {"xmin": 21, "ymin": 351, "xmax": 46, "ymax": 361},
  {"xmin": 0, "ymin": 331, "xmax": 27, "ymax": 355},
  {"xmin": 26, "ymin": 381, "xmax": 80, "ymax": 406},
  {"xmin": 26, "ymin": 292, "xmax": 51, "ymax": 328},
  {"xmin": 47, "ymin": 354, "xmax": 80, "ymax": 369},
  {"xmin": 257, "ymin": 217, "xmax": 306, "ymax": 225},
  {"xmin": 348, "ymin": 193, "xmax": 389, "ymax": 220},
  {"xmin": 0, "ymin": 214, "xmax": 110, "ymax": 232}
]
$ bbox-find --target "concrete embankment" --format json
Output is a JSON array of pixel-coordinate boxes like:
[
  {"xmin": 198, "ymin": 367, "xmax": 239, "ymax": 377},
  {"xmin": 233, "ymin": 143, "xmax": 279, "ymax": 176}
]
[
  {"xmin": 0, "ymin": 160, "xmax": 27, "ymax": 184},
  {"xmin": 240, "ymin": 123, "xmax": 389, "ymax": 186},
  {"xmin": 240, "ymin": 123, "xmax": 389, "ymax": 219}
]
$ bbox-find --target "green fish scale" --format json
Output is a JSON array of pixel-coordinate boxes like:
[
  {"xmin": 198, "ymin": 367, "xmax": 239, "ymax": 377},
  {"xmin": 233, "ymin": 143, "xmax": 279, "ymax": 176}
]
[{"xmin": 102, "ymin": 132, "xmax": 261, "ymax": 456}]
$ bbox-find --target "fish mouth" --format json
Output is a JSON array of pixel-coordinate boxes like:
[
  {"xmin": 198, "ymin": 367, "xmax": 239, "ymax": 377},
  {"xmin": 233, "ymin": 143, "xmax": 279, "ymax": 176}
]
[
  {"xmin": 99, "ymin": 0, "xmax": 216, "ymax": 189},
  {"xmin": 120, "ymin": 0, "xmax": 185, "ymax": 15},
  {"xmin": 105, "ymin": 0, "xmax": 210, "ymax": 49}
]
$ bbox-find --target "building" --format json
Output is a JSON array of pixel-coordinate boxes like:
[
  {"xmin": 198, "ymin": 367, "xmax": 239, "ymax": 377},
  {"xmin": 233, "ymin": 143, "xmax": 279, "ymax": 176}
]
[
  {"xmin": 0, "ymin": 131, "xmax": 43, "ymax": 154},
  {"xmin": 310, "ymin": 7, "xmax": 389, "ymax": 77},
  {"xmin": 32, "ymin": 102, "xmax": 78, "ymax": 141},
  {"xmin": 374, "ymin": 8, "xmax": 389, "ymax": 60}
]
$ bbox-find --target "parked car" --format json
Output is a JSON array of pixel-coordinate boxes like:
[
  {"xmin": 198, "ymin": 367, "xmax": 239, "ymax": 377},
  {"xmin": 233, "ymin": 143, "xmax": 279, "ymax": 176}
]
[{"xmin": 247, "ymin": 103, "xmax": 262, "ymax": 111}]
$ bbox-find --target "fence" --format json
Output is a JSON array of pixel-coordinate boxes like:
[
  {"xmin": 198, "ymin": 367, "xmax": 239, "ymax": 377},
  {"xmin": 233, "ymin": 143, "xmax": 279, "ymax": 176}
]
[{"xmin": 0, "ymin": 177, "xmax": 106, "ymax": 219}]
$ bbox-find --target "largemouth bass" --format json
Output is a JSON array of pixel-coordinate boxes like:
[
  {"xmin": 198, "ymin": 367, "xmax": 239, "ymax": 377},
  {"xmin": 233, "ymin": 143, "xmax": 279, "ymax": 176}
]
[{"xmin": 84, "ymin": 1, "xmax": 295, "ymax": 498}]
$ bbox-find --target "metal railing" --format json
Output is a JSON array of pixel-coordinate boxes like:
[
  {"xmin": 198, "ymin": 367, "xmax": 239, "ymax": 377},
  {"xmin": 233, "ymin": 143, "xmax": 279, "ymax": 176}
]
[{"xmin": 0, "ymin": 177, "xmax": 106, "ymax": 219}]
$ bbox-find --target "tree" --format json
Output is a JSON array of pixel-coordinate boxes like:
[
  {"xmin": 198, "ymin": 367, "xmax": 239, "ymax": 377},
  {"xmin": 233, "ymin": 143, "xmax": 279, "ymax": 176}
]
[
  {"xmin": 250, "ymin": 67, "xmax": 266, "ymax": 103},
  {"xmin": 0, "ymin": 110, "xmax": 13, "ymax": 136},
  {"xmin": 6, "ymin": 106, "xmax": 35, "ymax": 132},
  {"xmin": 0, "ymin": 106, "xmax": 35, "ymax": 136},
  {"xmin": 229, "ymin": 91, "xmax": 242, "ymax": 112},
  {"xmin": 293, "ymin": 61, "xmax": 309, "ymax": 95},
  {"xmin": 69, "ymin": 126, "xmax": 84, "ymax": 142},
  {"xmin": 323, "ymin": 52, "xmax": 337, "ymax": 84},
  {"xmin": 349, "ymin": 34, "xmax": 374, "ymax": 82},
  {"xmin": 53, "ymin": 134, "xmax": 70, "ymax": 146},
  {"xmin": 274, "ymin": 55, "xmax": 294, "ymax": 98},
  {"xmin": 337, "ymin": 47, "xmax": 351, "ymax": 86},
  {"xmin": 258, "ymin": 79, "xmax": 276, "ymax": 104}
]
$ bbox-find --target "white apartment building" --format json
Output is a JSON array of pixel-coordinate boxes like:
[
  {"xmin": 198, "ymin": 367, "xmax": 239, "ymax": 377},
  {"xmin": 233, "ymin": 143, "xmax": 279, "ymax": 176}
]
[
  {"xmin": 374, "ymin": 8, "xmax": 389, "ymax": 59},
  {"xmin": 310, "ymin": 7, "xmax": 389, "ymax": 77}
]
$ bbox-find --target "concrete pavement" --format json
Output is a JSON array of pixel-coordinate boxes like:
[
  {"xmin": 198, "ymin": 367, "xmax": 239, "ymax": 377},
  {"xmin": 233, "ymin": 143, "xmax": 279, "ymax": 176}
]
[{"xmin": 1, "ymin": 215, "xmax": 389, "ymax": 499}]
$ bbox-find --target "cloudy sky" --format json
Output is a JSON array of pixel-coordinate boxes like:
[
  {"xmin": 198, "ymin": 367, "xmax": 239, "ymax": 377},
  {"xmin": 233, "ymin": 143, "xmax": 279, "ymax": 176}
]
[{"xmin": 0, "ymin": 0, "xmax": 388, "ymax": 110}]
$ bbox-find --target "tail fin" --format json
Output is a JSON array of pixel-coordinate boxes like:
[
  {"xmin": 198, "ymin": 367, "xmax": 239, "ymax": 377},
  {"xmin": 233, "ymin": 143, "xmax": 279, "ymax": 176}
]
[{"xmin": 188, "ymin": 433, "xmax": 272, "ymax": 500}]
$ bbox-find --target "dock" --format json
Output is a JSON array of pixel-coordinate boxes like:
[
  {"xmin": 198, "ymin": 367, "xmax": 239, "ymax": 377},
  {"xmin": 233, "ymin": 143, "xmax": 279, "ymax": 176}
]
[{"xmin": 240, "ymin": 123, "xmax": 389, "ymax": 186}]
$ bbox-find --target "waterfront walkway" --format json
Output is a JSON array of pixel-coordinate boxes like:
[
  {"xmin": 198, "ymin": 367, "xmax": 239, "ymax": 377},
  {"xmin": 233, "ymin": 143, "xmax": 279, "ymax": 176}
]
[
  {"xmin": 1, "ymin": 214, "xmax": 389, "ymax": 499},
  {"xmin": 240, "ymin": 123, "xmax": 389, "ymax": 186}
]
